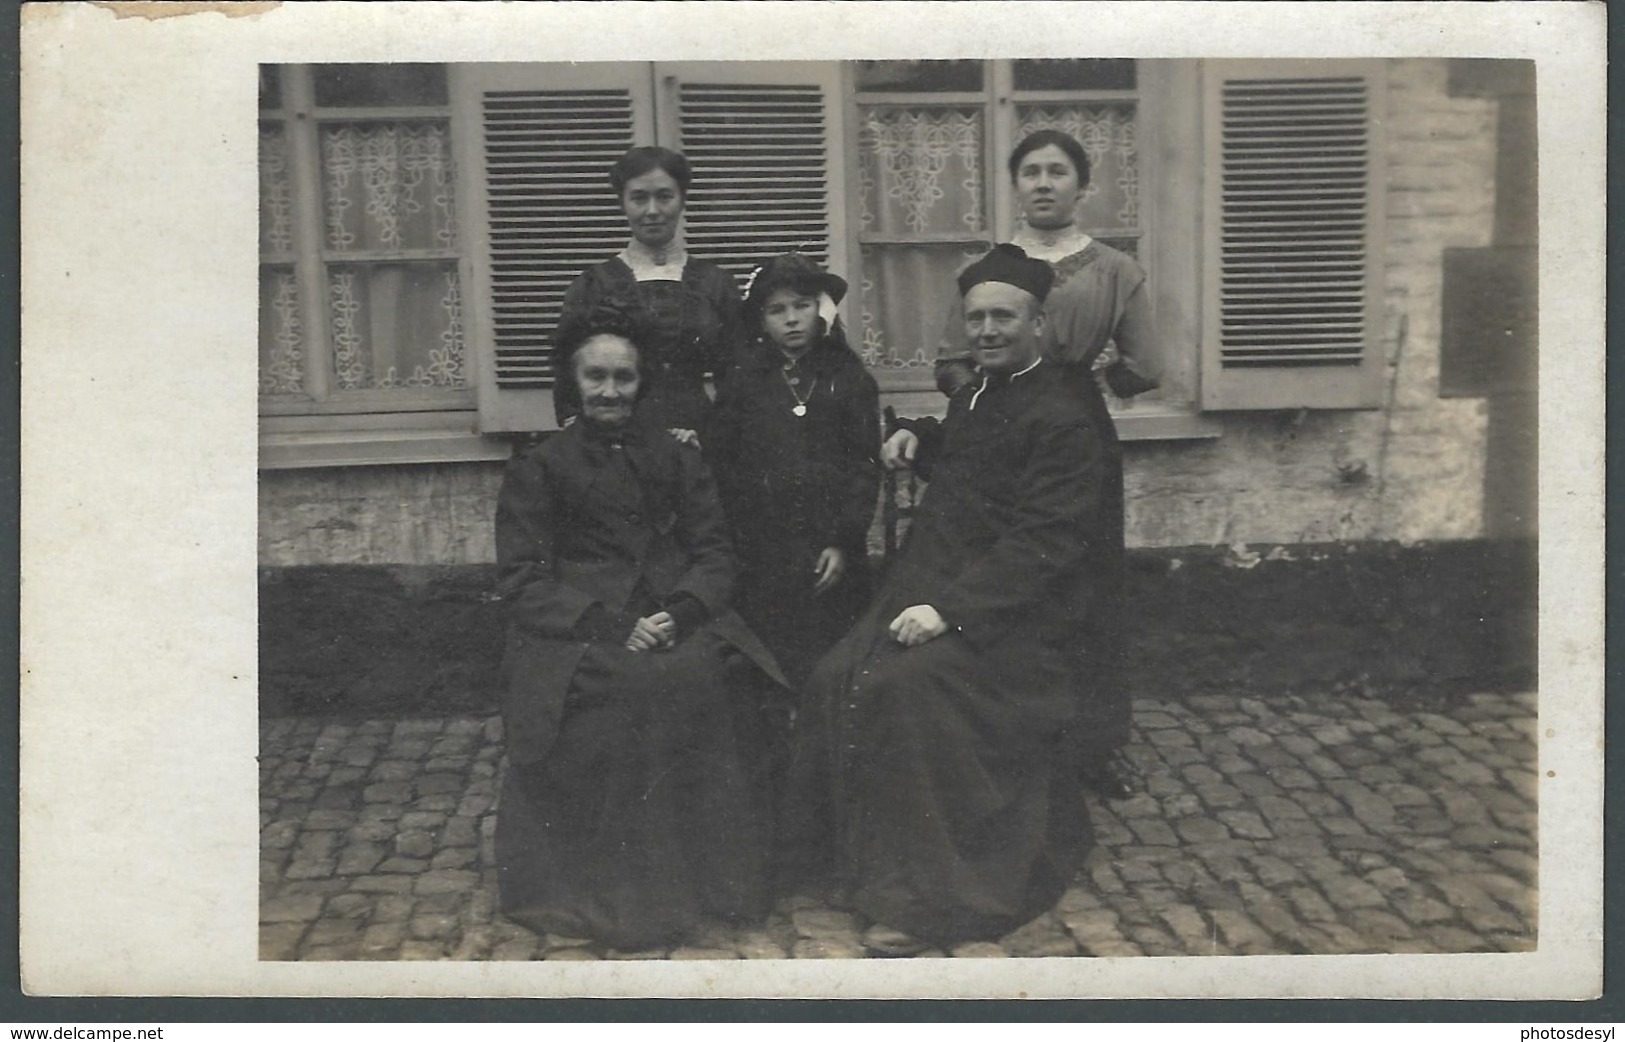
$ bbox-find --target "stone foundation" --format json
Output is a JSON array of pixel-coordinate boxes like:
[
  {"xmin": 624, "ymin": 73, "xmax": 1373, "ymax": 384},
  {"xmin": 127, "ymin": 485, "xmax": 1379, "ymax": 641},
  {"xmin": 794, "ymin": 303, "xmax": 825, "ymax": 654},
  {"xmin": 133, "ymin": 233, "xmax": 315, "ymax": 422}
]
[{"xmin": 260, "ymin": 539, "xmax": 1536, "ymax": 719}]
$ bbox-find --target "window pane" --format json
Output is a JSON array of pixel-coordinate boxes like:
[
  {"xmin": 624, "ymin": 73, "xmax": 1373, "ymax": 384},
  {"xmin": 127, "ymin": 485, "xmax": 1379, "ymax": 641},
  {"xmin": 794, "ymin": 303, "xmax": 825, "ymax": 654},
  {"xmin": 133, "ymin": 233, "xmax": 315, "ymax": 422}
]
[
  {"xmin": 1016, "ymin": 104, "xmax": 1139, "ymax": 230},
  {"xmin": 329, "ymin": 263, "xmax": 466, "ymax": 390},
  {"xmin": 259, "ymin": 65, "xmax": 282, "ymax": 110},
  {"xmin": 858, "ymin": 107, "xmax": 985, "ymax": 237},
  {"xmin": 855, "ymin": 60, "xmax": 983, "ymax": 93},
  {"xmin": 313, "ymin": 63, "xmax": 448, "ymax": 107},
  {"xmin": 260, "ymin": 267, "xmax": 304, "ymax": 395},
  {"xmin": 258, "ymin": 124, "xmax": 293, "ymax": 255},
  {"xmin": 857, "ymin": 243, "xmax": 987, "ymax": 370},
  {"xmin": 321, "ymin": 122, "xmax": 458, "ymax": 252},
  {"xmin": 1013, "ymin": 59, "xmax": 1136, "ymax": 91}
]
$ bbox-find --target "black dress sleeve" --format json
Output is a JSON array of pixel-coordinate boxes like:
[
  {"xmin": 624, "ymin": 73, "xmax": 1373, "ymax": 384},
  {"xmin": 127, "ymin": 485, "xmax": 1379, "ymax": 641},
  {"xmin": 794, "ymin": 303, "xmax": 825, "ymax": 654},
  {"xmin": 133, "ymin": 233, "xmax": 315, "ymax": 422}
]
[
  {"xmin": 893, "ymin": 413, "xmax": 948, "ymax": 482},
  {"xmin": 493, "ymin": 448, "xmax": 603, "ymax": 636},
  {"xmin": 702, "ymin": 360, "xmax": 748, "ymax": 532},
  {"xmin": 705, "ymin": 265, "xmax": 748, "ymax": 374},
  {"xmin": 829, "ymin": 364, "xmax": 882, "ymax": 551}
]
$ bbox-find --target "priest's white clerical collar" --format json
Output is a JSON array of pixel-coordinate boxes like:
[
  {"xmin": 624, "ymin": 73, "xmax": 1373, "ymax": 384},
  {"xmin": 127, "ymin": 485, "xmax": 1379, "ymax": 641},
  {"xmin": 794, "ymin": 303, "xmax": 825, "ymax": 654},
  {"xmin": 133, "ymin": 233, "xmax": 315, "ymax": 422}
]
[
  {"xmin": 970, "ymin": 356, "xmax": 1042, "ymax": 409},
  {"xmin": 620, "ymin": 236, "xmax": 689, "ymax": 281}
]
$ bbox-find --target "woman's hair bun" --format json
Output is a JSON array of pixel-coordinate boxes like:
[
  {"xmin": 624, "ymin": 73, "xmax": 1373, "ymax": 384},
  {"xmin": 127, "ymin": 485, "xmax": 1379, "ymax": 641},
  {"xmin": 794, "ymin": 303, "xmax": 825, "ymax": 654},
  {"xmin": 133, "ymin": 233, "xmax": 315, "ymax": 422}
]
[{"xmin": 557, "ymin": 292, "xmax": 643, "ymax": 362}]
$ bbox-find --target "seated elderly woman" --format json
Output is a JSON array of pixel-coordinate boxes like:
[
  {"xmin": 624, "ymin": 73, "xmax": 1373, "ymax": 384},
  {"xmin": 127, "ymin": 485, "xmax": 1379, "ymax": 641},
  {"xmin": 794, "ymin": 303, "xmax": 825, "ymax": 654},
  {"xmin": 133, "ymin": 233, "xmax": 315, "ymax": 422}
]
[{"xmin": 492, "ymin": 299, "xmax": 787, "ymax": 950}]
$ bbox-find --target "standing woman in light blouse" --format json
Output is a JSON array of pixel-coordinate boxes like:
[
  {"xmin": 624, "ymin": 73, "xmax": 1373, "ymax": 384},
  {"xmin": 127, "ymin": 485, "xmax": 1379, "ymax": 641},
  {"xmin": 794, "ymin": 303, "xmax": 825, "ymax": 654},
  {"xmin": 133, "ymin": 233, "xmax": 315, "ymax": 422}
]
[
  {"xmin": 897, "ymin": 129, "xmax": 1163, "ymax": 799},
  {"xmin": 552, "ymin": 146, "xmax": 745, "ymax": 438}
]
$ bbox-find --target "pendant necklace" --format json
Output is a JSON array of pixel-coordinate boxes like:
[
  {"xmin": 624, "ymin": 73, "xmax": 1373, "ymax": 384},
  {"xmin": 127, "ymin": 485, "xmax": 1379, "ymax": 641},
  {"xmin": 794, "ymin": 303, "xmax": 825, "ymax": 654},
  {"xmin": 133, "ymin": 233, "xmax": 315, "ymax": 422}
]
[{"xmin": 781, "ymin": 364, "xmax": 813, "ymax": 417}]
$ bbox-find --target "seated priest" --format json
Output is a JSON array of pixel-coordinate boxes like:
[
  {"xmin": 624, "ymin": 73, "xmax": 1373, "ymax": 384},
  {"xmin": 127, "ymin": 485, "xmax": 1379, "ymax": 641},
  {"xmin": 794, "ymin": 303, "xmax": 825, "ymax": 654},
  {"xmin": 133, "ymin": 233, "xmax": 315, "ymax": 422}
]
[
  {"xmin": 781, "ymin": 244, "xmax": 1111, "ymax": 950},
  {"xmin": 491, "ymin": 297, "xmax": 788, "ymax": 951}
]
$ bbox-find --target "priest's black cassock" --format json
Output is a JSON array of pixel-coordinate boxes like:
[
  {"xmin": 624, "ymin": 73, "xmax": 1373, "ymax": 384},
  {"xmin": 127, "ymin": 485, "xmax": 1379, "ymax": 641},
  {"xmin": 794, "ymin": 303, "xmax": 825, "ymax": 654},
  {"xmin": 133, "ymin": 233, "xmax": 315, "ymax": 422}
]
[{"xmin": 782, "ymin": 358, "xmax": 1109, "ymax": 945}]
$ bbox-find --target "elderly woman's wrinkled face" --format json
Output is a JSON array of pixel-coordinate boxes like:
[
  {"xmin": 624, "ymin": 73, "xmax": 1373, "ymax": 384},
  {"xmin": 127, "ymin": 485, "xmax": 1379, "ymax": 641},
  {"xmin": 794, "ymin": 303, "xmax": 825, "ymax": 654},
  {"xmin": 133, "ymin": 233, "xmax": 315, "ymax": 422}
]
[
  {"xmin": 574, "ymin": 334, "xmax": 642, "ymax": 428},
  {"xmin": 1014, "ymin": 144, "xmax": 1082, "ymax": 230},
  {"xmin": 622, "ymin": 168, "xmax": 684, "ymax": 249}
]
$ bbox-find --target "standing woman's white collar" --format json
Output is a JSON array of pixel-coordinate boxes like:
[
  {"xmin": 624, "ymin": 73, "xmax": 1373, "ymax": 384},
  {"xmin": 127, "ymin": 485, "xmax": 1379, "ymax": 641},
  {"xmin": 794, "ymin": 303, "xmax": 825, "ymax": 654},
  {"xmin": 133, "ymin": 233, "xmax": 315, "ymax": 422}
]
[{"xmin": 621, "ymin": 236, "xmax": 689, "ymax": 281}]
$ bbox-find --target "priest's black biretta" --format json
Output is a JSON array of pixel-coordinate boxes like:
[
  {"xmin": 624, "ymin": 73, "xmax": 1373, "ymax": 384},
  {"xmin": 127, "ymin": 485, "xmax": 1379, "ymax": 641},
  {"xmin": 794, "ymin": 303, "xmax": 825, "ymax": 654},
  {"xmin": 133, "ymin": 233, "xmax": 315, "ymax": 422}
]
[{"xmin": 956, "ymin": 242, "xmax": 1055, "ymax": 302}]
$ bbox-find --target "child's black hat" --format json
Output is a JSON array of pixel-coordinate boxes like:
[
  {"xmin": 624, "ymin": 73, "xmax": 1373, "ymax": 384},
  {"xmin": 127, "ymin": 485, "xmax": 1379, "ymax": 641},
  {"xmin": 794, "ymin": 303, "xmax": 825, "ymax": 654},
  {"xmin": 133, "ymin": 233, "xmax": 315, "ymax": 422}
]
[{"xmin": 742, "ymin": 252, "xmax": 848, "ymax": 314}]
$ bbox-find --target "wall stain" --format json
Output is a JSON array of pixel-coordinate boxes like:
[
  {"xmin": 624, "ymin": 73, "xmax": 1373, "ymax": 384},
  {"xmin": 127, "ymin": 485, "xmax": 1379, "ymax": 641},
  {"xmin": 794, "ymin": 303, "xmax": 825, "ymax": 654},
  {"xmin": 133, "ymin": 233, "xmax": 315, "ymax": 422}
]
[{"xmin": 92, "ymin": 1, "xmax": 279, "ymax": 20}]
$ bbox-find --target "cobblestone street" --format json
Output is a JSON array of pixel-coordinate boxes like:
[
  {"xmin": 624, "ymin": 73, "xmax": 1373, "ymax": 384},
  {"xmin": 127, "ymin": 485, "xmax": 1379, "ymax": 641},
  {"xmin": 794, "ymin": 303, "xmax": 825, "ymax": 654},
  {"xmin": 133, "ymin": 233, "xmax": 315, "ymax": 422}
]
[{"xmin": 259, "ymin": 689, "xmax": 1538, "ymax": 961}]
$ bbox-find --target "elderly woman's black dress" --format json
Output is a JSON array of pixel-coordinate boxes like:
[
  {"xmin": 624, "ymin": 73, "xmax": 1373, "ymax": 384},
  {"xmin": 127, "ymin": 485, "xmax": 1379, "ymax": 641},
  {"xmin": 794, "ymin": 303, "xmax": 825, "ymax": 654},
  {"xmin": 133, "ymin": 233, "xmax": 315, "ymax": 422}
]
[{"xmin": 493, "ymin": 416, "xmax": 787, "ymax": 949}]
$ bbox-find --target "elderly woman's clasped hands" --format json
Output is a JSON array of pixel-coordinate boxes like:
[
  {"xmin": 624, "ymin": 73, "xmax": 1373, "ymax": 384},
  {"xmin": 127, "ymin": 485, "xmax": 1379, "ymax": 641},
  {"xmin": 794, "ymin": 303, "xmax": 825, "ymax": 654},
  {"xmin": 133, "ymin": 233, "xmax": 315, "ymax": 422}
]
[{"xmin": 625, "ymin": 611, "xmax": 680, "ymax": 652}]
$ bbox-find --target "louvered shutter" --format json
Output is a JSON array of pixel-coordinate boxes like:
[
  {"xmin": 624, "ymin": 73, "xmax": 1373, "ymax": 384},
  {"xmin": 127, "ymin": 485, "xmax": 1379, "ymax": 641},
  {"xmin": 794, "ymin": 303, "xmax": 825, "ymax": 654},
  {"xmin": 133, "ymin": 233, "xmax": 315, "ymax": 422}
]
[
  {"xmin": 656, "ymin": 62, "xmax": 846, "ymax": 288},
  {"xmin": 1201, "ymin": 60, "xmax": 1386, "ymax": 409},
  {"xmin": 455, "ymin": 64, "xmax": 655, "ymax": 433}
]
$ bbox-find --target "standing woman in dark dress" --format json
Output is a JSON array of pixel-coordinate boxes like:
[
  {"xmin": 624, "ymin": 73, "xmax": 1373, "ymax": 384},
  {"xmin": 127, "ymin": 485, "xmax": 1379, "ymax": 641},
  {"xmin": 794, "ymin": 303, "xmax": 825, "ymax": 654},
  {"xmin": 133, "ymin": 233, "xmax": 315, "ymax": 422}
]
[
  {"xmin": 707, "ymin": 253, "xmax": 881, "ymax": 687},
  {"xmin": 493, "ymin": 299, "xmax": 786, "ymax": 949},
  {"xmin": 553, "ymin": 146, "xmax": 745, "ymax": 436},
  {"xmin": 908, "ymin": 129, "xmax": 1163, "ymax": 798}
]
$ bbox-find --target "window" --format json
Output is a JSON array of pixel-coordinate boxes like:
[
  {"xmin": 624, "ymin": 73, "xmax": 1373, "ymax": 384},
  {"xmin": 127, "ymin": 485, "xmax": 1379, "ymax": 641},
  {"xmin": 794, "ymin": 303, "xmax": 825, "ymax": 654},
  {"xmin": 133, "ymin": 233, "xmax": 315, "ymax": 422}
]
[
  {"xmin": 258, "ymin": 65, "xmax": 471, "ymax": 424},
  {"xmin": 850, "ymin": 60, "xmax": 1144, "ymax": 387}
]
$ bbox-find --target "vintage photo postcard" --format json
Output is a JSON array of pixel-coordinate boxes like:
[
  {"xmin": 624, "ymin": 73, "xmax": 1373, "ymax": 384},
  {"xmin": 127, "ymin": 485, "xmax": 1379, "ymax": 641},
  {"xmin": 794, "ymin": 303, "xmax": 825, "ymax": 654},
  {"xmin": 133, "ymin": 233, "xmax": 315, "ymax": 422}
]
[{"xmin": 18, "ymin": 0, "xmax": 1605, "ymax": 1000}]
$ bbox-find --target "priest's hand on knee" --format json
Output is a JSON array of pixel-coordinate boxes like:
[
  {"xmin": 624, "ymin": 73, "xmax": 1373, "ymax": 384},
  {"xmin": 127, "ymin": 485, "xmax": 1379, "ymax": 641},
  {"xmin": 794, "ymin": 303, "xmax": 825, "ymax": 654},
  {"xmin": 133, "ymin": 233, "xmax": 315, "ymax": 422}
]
[
  {"xmin": 882, "ymin": 429, "xmax": 918, "ymax": 471},
  {"xmin": 888, "ymin": 604, "xmax": 948, "ymax": 646}
]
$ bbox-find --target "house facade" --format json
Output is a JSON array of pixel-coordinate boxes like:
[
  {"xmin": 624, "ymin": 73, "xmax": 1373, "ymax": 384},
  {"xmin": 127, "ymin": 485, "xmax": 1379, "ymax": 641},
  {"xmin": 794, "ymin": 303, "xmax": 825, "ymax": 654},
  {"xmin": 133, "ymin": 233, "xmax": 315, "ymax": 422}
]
[{"xmin": 257, "ymin": 57, "xmax": 1535, "ymax": 568}]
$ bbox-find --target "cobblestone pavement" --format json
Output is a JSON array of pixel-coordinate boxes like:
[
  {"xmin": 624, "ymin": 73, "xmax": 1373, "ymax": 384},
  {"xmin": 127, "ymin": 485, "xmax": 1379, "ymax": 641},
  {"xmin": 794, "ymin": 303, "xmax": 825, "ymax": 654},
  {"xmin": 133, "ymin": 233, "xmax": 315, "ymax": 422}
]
[{"xmin": 260, "ymin": 689, "xmax": 1538, "ymax": 961}]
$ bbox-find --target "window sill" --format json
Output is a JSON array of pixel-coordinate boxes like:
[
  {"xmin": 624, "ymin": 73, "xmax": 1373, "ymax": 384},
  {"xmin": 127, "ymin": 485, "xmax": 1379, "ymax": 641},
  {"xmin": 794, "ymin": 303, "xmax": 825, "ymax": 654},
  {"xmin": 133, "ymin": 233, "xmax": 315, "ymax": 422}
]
[
  {"xmin": 258, "ymin": 400, "xmax": 1222, "ymax": 471},
  {"xmin": 259, "ymin": 429, "xmax": 512, "ymax": 470},
  {"xmin": 1114, "ymin": 403, "xmax": 1225, "ymax": 441},
  {"xmin": 875, "ymin": 387, "xmax": 1224, "ymax": 442}
]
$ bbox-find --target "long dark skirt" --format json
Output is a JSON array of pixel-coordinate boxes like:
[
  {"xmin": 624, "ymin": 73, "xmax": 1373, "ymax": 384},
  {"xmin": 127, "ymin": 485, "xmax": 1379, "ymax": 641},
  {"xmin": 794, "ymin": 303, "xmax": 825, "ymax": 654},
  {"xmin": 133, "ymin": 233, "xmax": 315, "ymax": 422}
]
[
  {"xmin": 496, "ymin": 632, "xmax": 773, "ymax": 949},
  {"xmin": 781, "ymin": 623, "xmax": 1091, "ymax": 946},
  {"xmin": 735, "ymin": 537, "xmax": 871, "ymax": 689},
  {"xmin": 1068, "ymin": 374, "xmax": 1130, "ymax": 765}
]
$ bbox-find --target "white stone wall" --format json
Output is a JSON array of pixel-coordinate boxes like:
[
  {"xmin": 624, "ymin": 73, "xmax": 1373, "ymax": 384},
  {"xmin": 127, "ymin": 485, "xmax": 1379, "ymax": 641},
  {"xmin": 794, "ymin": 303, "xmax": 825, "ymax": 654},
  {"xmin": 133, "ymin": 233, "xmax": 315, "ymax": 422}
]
[
  {"xmin": 260, "ymin": 462, "xmax": 505, "ymax": 567},
  {"xmin": 258, "ymin": 60, "xmax": 1504, "ymax": 567},
  {"xmin": 1127, "ymin": 59, "xmax": 1498, "ymax": 548}
]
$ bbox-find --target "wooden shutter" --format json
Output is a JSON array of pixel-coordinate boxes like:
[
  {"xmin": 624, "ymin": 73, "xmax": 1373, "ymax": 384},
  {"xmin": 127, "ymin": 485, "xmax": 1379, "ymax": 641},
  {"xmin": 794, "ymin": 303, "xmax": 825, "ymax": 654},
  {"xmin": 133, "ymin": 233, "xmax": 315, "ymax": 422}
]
[
  {"xmin": 1201, "ymin": 60, "xmax": 1385, "ymax": 409},
  {"xmin": 656, "ymin": 62, "xmax": 846, "ymax": 286},
  {"xmin": 455, "ymin": 64, "xmax": 654, "ymax": 433}
]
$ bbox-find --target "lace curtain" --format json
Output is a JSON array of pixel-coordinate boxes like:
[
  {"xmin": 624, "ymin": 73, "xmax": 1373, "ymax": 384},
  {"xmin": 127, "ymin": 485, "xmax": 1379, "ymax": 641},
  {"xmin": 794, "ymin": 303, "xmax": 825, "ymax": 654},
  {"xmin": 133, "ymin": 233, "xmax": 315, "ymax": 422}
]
[
  {"xmin": 859, "ymin": 108, "xmax": 984, "ymax": 238},
  {"xmin": 328, "ymin": 264, "xmax": 464, "ymax": 391},
  {"xmin": 857, "ymin": 103, "xmax": 1140, "ymax": 371},
  {"xmin": 857, "ymin": 108, "xmax": 988, "ymax": 370},
  {"xmin": 259, "ymin": 127, "xmax": 304, "ymax": 394},
  {"xmin": 258, "ymin": 121, "xmax": 466, "ymax": 396},
  {"xmin": 321, "ymin": 123, "xmax": 458, "ymax": 253},
  {"xmin": 260, "ymin": 269, "xmax": 305, "ymax": 395}
]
